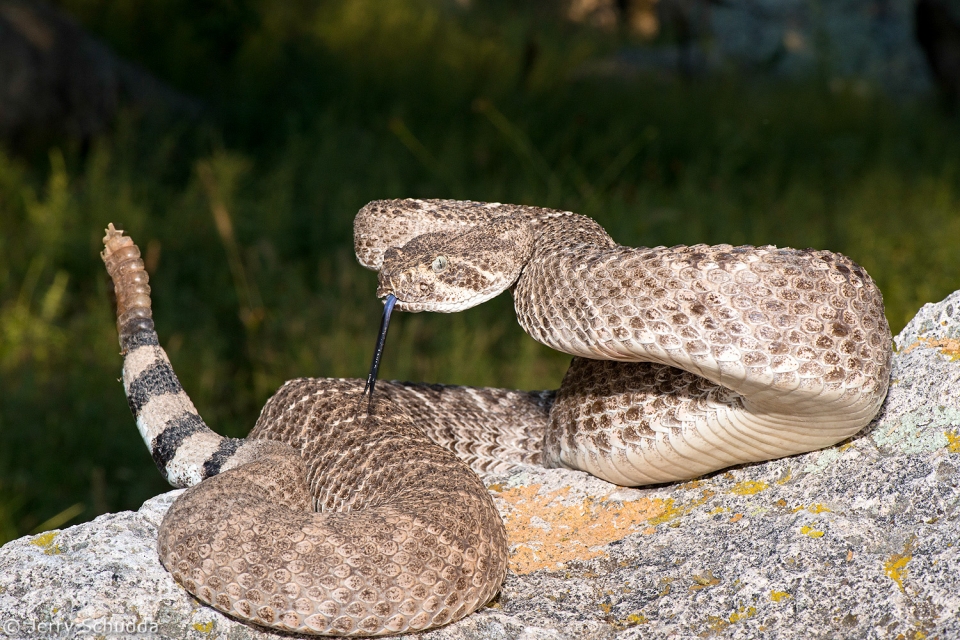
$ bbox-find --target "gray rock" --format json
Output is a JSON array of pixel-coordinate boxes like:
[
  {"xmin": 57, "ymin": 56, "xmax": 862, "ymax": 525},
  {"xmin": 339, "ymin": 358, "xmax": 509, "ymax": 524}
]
[{"xmin": 2, "ymin": 292, "xmax": 960, "ymax": 639}]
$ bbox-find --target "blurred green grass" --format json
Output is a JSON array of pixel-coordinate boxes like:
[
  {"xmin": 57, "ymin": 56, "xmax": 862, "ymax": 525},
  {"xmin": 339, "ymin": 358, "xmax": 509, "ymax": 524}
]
[{"xmin": 1, "ymin": 0, "xmax": 958, "ymax": 544}]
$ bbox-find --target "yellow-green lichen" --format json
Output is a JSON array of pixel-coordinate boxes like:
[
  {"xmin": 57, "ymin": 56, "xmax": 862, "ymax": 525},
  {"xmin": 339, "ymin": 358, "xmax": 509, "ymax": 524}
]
[
  {"xmin": 885, "ymin": 555, "xmax": 912, "ymax": 592},
  {"xmin": 945, "ymin": 430, "xmax": 960, "ymax": 453},
  {"xmin": 703, "ymin": 604, "xmax": 757, "ymax": 635},
  {"xmin": 646, "ymin": 489, "xmax": 718, "ymax": 529},
  {"xmin": 729, "ymin": 606, "xmax": 757, "ymax": 623},
  {"xmin": 192, "ymin": 620, "xmax": 214, "ymax": 633},
  {"xmin": 730, "ymin": 480, "xmax": 768, "ymax": 495},
  {"xmin": 30, "ymin": 531, "xmax": 62, "ymax": 555},
  {"xmin": 623, "ymin": 613, "xmax": 647, "ymax": 626},
  {"xmin": 884, "ymin": 537, "xmax": 916, "ymax": 593}
]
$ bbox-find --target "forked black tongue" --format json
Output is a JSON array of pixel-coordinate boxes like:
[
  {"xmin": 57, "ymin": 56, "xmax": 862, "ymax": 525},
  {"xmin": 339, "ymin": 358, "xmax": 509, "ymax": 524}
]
[{"xmin": 363, "ymin": 293, "xmax": 398, "ymax": 399}]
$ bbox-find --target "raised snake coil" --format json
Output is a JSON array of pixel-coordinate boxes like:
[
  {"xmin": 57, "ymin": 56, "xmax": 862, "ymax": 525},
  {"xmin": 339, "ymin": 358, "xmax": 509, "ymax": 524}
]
[
  {"xmin": 102, "ymin": 194, "xmax": 892, "ymax": 636},
  {"xmin": 357, "ymin": 199, "xmax": 892, "ymax": 486}
]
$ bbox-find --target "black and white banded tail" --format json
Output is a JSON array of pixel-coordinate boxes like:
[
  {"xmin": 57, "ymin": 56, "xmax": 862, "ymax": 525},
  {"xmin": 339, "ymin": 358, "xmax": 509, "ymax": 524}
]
[{"xmin": 102, "ymin": 224, "xmax": 251, "ymax": 487}]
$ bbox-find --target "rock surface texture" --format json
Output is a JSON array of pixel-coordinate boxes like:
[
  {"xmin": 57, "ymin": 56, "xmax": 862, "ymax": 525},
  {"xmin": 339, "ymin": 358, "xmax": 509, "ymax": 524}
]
[{"xmin": 2, "ymin": 291, "xmax": 960, "ymax": 639}]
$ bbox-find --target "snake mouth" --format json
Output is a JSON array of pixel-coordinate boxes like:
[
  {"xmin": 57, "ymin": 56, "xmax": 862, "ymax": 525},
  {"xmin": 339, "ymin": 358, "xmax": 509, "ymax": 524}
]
[
  {"xmin": 377, "ymin": 282, "xmax": 507, "ymax": 313},
  {"xmin": 380, "ymin": 295, "xmax": 462, "ymax": 313},
  {"xmin": 376, "ymin": 263, "xmax": 511, "ymax": 312},
  {"xmin": 376, "ymin": 277, "xmax": 439, "ymax": 312},
  {"xmin": 375, "ymin": 282, "xmax": 459, "ymax": 313}
]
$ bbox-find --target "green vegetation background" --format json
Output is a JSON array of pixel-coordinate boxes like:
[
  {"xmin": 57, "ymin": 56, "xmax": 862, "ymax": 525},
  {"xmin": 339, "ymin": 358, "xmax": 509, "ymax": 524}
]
[{"xmin": 1, "ymin": 0, "xmax": 959, "ymax": 544}]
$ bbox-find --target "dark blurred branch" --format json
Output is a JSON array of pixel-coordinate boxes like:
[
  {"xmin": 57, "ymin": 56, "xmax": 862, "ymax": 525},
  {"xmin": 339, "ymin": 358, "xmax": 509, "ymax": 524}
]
[
  {"xmin": 0, "ymin": 0, "xmax": 201, "ymax": 148},
  {"xmin": 915, "ymin": 0, "xmax": 960, "ymax": 110}
]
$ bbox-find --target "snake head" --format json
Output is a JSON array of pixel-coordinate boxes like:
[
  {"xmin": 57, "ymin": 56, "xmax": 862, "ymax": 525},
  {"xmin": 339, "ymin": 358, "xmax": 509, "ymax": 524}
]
[{"xmin": 377, "ymin": 217, "xmax": 534, "ymax": 312}]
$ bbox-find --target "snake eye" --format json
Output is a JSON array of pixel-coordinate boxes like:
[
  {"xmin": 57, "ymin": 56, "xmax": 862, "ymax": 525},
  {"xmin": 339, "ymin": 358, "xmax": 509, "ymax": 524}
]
[{"xmin": 431, "ymin": 256, "xmax": 448, "ymax": 273}]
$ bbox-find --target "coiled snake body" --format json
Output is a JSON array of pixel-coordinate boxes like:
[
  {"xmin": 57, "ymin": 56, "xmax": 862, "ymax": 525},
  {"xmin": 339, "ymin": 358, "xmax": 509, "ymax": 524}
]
[{"xmin": 101, "ymin": 199, "xmax": 891, "ymax": 636}]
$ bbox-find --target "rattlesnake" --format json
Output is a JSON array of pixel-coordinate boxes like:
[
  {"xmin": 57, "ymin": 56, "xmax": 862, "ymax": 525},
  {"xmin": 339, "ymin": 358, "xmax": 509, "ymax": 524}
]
[
  {"xmin": 101, "ymin": 199, "xmax": 891, "ymax": 636},
  {"xmin": 357, "ymin": 199, "xmax": 892, "ymax": 485}
]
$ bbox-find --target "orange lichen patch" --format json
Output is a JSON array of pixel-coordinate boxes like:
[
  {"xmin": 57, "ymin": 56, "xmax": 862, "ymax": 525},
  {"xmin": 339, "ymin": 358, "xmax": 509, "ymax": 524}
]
[
  {"xmin": 902, "ymin": 337, "xmax": 960, "ymax": 360},
  {"xmin": 730, "ymin": 480, "xmax": 768, "ymax": 495},
  {"xmin": 658, "ymin": 577, "xmax": 673, "ymax": 596},
  {"xmin": 496, "ymin": 484, "xmax": 667, "ymax": 574},
  {"xmin": 729, "ymin": 513, "xmax": 744, "ymax": 523},
  {"xmin": 695, "ymin": 489, "xmax": 716, "ymax": 503},
  {"xmin": 946, "ymin": 430, "xmax": 960, "ymax": 453},
  {"xmin": 689, "ymin": 570, "xmax": 721, "ymax": 591}
]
